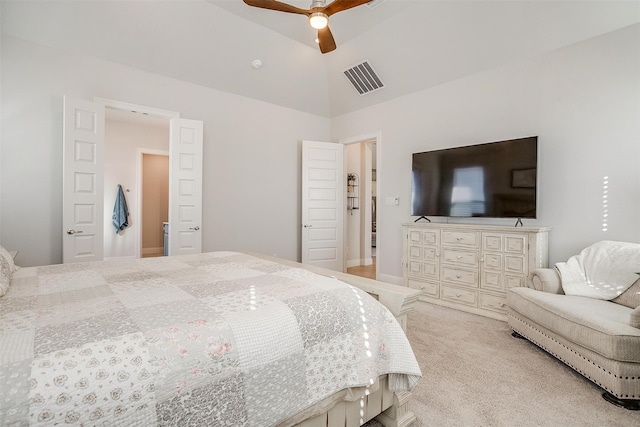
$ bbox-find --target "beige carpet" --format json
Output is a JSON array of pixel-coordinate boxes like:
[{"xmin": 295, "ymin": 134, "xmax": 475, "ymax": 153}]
[{"xmin": 365, "ymin": 301, "xmax": 638, "ymax": 427}]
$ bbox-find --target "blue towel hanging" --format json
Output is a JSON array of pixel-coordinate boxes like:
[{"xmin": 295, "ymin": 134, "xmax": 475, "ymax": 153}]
[{"xmin": 112, "ymin": 184, "xmax": 129, "ymax": 233}]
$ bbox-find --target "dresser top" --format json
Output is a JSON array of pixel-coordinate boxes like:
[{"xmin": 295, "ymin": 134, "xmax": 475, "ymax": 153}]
[{"xmin": 403, "ymin": 222, "xmax": 551, "ymax": 233}]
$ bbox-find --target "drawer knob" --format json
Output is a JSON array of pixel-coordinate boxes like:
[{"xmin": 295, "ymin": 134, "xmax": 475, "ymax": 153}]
[
  {"xmin": 456, "ymin": 293, "xmax": 462, "ymax": 297},
  {"xmin": 456, "ymin": 275, "xmax": 462, "ymax": 279}
]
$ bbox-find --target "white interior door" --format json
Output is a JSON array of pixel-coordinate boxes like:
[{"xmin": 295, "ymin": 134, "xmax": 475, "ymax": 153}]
[
  {"xmin": 168, "ymin": 118, "xmax": 203, "ymax": 256},
  {"xmin": 301, "ymin": 140, "xmax": 344, "ymax": 271},
  {"xmin": 62, "ymin": 96, "xmax": 105, "ymax": 263}
]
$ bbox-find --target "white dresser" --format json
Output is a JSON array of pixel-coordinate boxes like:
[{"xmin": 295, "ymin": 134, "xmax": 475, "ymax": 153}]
[{"xmin": 402, "ymin": 223, "xmax": 550, "ymax": 321}]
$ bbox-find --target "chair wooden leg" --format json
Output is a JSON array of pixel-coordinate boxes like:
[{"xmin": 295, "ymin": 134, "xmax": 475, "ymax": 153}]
[
  {"xmin": 602, "ymin": 392, "xmax": 640, "ymax": 410},
  {"xmin": 511, "ymin": 330, "xmax": 526, "ymax": 339}
]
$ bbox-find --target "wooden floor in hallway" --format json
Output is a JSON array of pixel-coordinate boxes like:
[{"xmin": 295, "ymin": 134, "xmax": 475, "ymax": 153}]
[{"xmin": 346, "ymin": 257, "xmax": 376, "ymax": 279}]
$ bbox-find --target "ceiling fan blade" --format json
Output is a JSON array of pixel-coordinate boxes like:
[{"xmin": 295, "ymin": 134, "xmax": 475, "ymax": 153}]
[
  {"xmin": 322, "ymin": 0, "xmax": 371, "ymax": 17},
  {"xmin": 318, "ymin": 26, "xmax": 337, "ymax": 54},
  {"xmin": 243, "ymin": 0, "xmax": 310, "ymax": 15}
]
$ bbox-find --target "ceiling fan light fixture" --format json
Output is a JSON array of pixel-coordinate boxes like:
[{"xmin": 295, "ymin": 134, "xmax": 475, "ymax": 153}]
[{"xmin": 309, "ymin": 12, "xmax": 328, "ymax": 29}]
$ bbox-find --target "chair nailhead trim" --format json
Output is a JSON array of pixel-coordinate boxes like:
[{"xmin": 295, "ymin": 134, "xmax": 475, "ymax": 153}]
[{"xmin": 508, "ymin": 313, "xmax": 639, "ymax": 399}]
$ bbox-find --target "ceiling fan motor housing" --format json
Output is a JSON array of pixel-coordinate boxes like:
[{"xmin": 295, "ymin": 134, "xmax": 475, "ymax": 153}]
[{"xmin": 310, "ymin": 0, "xmax": 326, "ymax": 10}]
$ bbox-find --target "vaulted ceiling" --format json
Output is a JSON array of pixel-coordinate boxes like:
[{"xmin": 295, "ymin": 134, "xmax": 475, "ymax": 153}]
[{"xmin": 2, "ymin": 1, "xmax": 639, "ymax": 117}]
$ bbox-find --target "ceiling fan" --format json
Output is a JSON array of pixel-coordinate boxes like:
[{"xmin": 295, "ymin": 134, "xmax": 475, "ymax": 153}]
[{"xmin": 243, "ymin": 0, "xmax": 371, "ymax": 53}]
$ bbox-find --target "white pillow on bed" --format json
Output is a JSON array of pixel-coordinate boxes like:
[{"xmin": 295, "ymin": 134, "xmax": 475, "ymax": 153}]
[{"xmin": 0, "ymin": 245, "xmax": 16, "ymax": 297}]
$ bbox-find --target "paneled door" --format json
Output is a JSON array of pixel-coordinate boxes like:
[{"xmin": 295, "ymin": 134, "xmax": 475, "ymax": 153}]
[
  {"xmin": 62, "ymin": 96, "xmax": 105, "ymax": 263},
  {"xmin": 168, "ymin": 118, "xmax": 203, "ymax": 256},
  {"xmin": 301, "ymin": 140, "xmax": 344, "ymax": 271}
]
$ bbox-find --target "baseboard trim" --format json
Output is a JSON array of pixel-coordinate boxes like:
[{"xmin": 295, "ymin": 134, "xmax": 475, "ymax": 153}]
[
  {"xmin": 142, "ymin": 247, "xmax": 164, "ymax": 256},
  {"xmin": 347, "ymin": 258, "xmax": 375, "ymax": 268}
]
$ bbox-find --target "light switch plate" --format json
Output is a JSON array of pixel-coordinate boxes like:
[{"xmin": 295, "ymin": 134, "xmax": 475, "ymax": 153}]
[{"xmin": 385, "ymin": 197, "xmax": 399, "ymax": 205}]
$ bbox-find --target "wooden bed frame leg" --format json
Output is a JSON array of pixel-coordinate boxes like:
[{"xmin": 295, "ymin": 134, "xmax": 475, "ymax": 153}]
[{"xmin": 374, "ymin": 391, "xmax": 417, "ymax": 427}]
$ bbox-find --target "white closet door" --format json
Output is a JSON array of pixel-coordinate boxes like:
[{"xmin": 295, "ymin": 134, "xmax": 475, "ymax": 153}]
[
  {"xmin": 62, "ymin": 96, "xmax": 105, "ymax": 263},
  {"xmin": 301, "ymin": 140, "xmax": 344, "ymax": 272},
  {"xmin": 168, "ymin": 118, "xmax": 203, "ymax": 255}
]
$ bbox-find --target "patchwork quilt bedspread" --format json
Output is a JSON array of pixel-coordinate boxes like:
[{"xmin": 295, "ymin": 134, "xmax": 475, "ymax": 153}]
[{"xmin": 0, "ymin": 251, "xmax": 421, "ymax": 426}]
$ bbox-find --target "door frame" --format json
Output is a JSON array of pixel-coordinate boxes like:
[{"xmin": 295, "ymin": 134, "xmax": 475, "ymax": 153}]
[
  {"xmin": 136, "ymin": 148, "xmax": 170, "ymax": 259},
  {"xmin": 95, "ymin": 98, "xmax": 180, "ymax": 120},
  {"xmin": 339, "ymin": 132, "xmax": 381, "ymax": 279}
]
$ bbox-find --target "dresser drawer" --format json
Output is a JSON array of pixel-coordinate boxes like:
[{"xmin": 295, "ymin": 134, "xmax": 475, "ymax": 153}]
[
  {"xmin": 408, "ymin": 244, "xmax": 422, "ymax": 260},
  {"xmin": 479, "ymin": 292, "xmax": 507, "ymax": 313},
  {"xmin": 408, "ymin": 279, "xmax": 439, "ymax": 298},
  {"xmin": 407, "ymin": 260, "xmax": 422, "ymax": 276},
  {"xmin": 442, "ymin": 248, "xmax": 478, "ymax": 267},
  {"xmin": 505, "ymin": 274, "xmax": 526, "ymax": 288},
  {"xmin": 424, "ymin": 247, "xmax": 438, "ymax": 261},
  {"xmin": 481, "ymin": 270, "xmax": 503, "ymax": 291},
  {"xmin": 408, "ymin": 244, "xmax": 439, "ymax": 262},
  {"xmin": 408, "ymin": 229, "xmax": 422, "ymax": 244},
  {"xmin": 408, "ymin": 260, "xmax": 439, "ymax": 279},
  {"xmin": 484, "ymin": 233, "xmax": 527, "ymax": 254},
  {"xmin": 423, "ymin": 262, "xmax": 439, "ymax": 278},
  {"xmin": 483, "ymin": 253, "xmax": 502, "ymax": 270},
  {"xmin": 504, "ymin": 255, "xmax": 526, "ymax": 274},
  {"xmin": 441, "ymin": 266, "xmax": 478, "ymax": 287},
  {"xmin": 442, "ymin": 231, "xmax": 479, "ymax": 248},
  {"xmin": 505, "ymin": 235, "xmax": 527, "ymax": 254},
  {"xmin": 483, "ymin": 234, "xmax": 503, "ymax": 251},
  {"xmin": 422, "ymin": 230, "xmax": 440, "ymax": 246},
  {"xmin": 407, "ymin": 229, "xmax": 440, "ymax": 246},
  {"xmin": 441, "ymin": 285, "xmax": 477, "ymax": 306}
]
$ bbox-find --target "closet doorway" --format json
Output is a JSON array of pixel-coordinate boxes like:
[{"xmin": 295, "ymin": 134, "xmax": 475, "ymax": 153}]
[{"xmin": 342, "ymin": 133, "xmax": 380, "ymax": 280}]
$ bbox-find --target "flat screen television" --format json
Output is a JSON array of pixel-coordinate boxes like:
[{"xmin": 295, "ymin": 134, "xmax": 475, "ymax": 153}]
[{"xmin": 411, "ymin": 136, "xmax": 538, "ymax": 219}]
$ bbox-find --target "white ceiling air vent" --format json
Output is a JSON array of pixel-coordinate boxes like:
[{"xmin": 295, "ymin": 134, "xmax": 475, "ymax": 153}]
[
  {"xmin": 366, "ymin": 0, "xmax": 387, "ymax": 10},
  {"xmin": 343, "ymin": 61, "xmax": 385, "ymax": 96}
]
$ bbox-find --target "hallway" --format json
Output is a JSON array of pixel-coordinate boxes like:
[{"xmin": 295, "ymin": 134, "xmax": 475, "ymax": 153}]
[{"xmin": 346, "ymin": 256, "xmax": 376, "ymax": 279}]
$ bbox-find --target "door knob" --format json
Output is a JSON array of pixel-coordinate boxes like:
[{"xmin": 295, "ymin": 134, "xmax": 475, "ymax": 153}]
[
  {"xmin": 303, "ymin": 224, "xmax": 313, "ymax": 228},
  {"xmin": 189, "ymin": 226, "xmax": 200, "ymax": 231},
  {"xmin": 66, "ymin": 229, "xmax": 83, "ymax": 235}
]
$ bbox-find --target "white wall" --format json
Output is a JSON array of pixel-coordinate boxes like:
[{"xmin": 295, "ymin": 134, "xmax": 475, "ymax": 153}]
[
  {"xmin": 104, "ymin": 115, "xmax": 169, "ymax": 259},
  {"xmin": 332, "ymin": 24, "xmax": 640, "ymax": 282},
  {"xmin": 2, "ymin": 25, "xmax": 638, "ymax": 280},
  {"xmin": 0, "ymin": 36, "xmax": 330, "ymax": 266}
]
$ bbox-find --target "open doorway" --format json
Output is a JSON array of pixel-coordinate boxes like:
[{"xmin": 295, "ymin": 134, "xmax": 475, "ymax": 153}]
[
  {"xmin": 343, "ymin": 134, "xmax": 379, "ymax": 280},
  {"xmin": 140, "ymin": 153, "xmax": 169, "ymax": 257},
  {"xmin": 103, "ymin": 108, "xmax": 169, "ymax": 260},
  {"xmin": 63, "ymin": 96, "xmax": 202, "ymax": 263}
]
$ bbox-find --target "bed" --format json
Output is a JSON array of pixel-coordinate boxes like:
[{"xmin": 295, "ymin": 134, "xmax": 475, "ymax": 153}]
[{"xmin": 0, "ymin": 249, "xmax": 421, "ymax": 426}]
